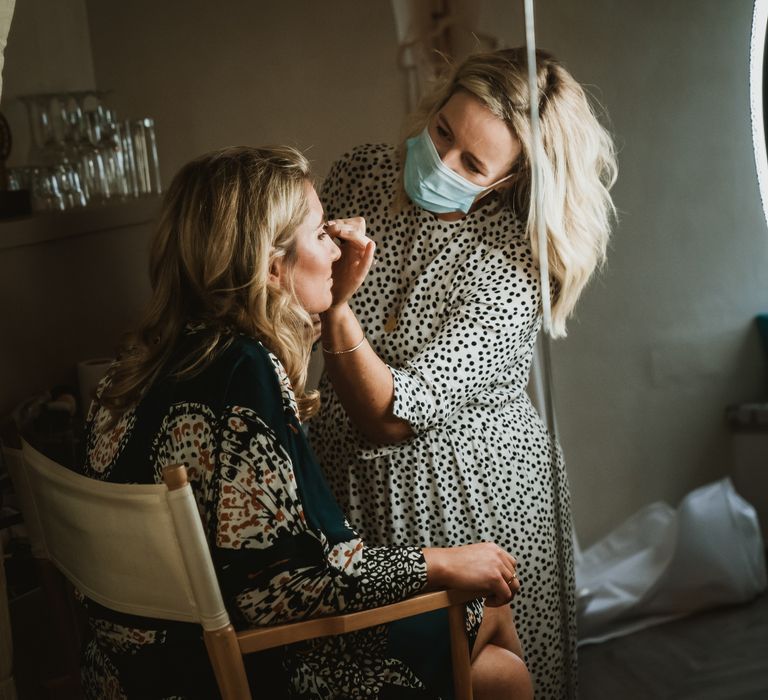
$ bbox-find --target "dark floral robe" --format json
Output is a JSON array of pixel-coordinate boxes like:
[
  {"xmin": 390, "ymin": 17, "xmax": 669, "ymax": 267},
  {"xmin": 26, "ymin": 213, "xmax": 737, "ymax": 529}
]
[{"xmin": 79, "ymin": 328, "xmax": 480, "ymax": 699}]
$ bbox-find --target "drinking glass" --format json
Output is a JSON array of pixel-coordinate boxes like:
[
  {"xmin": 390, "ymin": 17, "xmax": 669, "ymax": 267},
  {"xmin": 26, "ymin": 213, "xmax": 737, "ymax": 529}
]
[
  {"xmin": 7, "ymin": 166, "xmax": 36, "ymax": 191},
  {"xmin": 119, "ymin": 120, "xmax": 139, "ymax": 197},
  {"xmin": 97, "ymin": 108, "xmax": 129, "ymax": 198},
  {"xmin": 20, "ymin": 95, "xmax": 63, "ymax": 166},
  {"xmin": 31, "ymin": 167, "xmax": 66, "ymax": 212},
  {"xmin": 130, "ymin": 118, "xmax": 162, "ymax": 195},
  {"xmin": 77, "ymin": 107, "xmax": 110, "ymax": 204},
  {"xmin": 54, "ymin": 164, "xmax": 87, "ymax": 209}
]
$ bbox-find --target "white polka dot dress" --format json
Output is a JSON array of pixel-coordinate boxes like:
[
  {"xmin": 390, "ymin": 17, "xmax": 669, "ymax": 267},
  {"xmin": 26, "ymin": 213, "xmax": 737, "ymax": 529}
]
[{"xmin": 309, "ymin": 144, "xmax": 577, "ymax": 698}]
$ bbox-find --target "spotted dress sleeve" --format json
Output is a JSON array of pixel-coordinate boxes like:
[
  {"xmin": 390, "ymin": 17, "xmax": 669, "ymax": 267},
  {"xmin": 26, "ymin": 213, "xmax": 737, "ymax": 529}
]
[
  {"xmin": 390, "ymin": 242, "xmax": 542, "ymax": 434},
  {"xmin": 210, "ymin": 345, "xmax": 427, "ymax": 627}
]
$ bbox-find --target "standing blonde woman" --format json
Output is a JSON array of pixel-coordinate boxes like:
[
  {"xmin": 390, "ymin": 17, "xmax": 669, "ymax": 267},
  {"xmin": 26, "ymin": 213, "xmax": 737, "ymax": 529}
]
[
  {"xmin": 309, "ymin": 48, "xmax": 617, "ymax": 698},
  {"xmin": 79, "ymin": 145, "xmax": 532, "ymax": 699}
]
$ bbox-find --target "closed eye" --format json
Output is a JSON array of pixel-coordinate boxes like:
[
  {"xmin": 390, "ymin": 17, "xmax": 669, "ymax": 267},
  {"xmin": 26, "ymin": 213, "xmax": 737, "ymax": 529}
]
[
  {"xmin": 435, "ymin": 117, "xmax": 485, "ymax": 176},
  {"xmin": 435, "ymin": 124, "xmax": 451, "ymax": 141},
  {"xmin": 464, "ymin": 158, "xmax": 482, "ymax": 175}
]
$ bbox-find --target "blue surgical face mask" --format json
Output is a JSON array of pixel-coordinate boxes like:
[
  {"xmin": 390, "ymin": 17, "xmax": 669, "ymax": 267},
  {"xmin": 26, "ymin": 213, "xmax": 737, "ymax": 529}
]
[{"xmin": 404, "ymin": 127, "xmax": 510, "ymax": 214}]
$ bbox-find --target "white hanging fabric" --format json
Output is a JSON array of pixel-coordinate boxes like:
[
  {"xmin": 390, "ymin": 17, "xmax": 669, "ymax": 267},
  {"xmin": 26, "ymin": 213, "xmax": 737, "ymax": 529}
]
[
  {"xmin": 390, "ymin": 0, "xmax": 497, "ymax": 112},
  {"xmin": 576, "ymin": 478, "xmax": 767, "ymax": 645}
]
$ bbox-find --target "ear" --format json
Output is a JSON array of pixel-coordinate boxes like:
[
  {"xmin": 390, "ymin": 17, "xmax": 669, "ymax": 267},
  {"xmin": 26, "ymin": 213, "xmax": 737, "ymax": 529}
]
[
  {"xmin": 269, "ymin": 255, "xmax": 285, "ymax": 287},
  {"xmin": 493, "ymin": 178, "xmax": 516, "ymax": 192},
  {"xmin": 492, "ymin": 164, "xmax": 525, "ymax": 193}
]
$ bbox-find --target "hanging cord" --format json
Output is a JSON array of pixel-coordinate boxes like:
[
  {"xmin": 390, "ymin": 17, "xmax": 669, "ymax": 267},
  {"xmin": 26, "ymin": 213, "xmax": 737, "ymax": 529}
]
[
  {"xmin": 523, "ymin": 1, "xmax": 577, "ymax": 694},
  {"xmin": 524, "ymin": 0, "xmax": 552, "ymax": 337},
  {"xmin": 524, "ymin": 0, "xmax": 557, "ymax": 441}
]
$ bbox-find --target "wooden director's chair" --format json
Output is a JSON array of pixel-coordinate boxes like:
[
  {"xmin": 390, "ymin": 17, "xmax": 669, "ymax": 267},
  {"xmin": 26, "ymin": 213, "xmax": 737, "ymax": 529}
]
[{"xmin": 18, "ymin": 439, "xmax": 478, "ymax": 699}]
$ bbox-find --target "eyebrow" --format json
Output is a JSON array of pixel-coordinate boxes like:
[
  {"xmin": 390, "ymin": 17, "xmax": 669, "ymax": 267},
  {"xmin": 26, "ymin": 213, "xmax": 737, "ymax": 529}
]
[{"xmin": 437, "ymin": 112, "xmax": 488, "ymax": 176}]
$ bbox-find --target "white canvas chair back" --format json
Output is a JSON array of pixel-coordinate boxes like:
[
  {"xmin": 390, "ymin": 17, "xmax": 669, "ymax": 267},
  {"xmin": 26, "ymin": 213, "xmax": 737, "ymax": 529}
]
[{"xmin": 20, "ymin": 439, "xmax": 229, "ymax": 631}]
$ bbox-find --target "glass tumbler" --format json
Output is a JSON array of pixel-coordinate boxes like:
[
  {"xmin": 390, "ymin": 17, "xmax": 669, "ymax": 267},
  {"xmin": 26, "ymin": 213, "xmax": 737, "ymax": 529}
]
[
  {"xmin": 31, "ymin": 167, "xmax": 66, "ymax": 212},
  {"xmin": 129, "ymin": 118, "xmax": 162, "ymax": 195}
]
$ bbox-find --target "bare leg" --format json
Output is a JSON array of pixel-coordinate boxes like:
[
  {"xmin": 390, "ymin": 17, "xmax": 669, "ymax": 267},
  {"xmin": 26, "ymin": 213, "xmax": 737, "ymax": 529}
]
[{"xmin": 470, "ymin": 605, "xmax": 533, "ymax": 700}]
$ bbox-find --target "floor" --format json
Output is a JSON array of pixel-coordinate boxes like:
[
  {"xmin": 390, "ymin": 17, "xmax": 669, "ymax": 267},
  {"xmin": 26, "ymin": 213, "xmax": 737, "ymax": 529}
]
[
  {"xmin": 6, "ymin": 563, "xmax": 768, "ymax": 699},
  {"xmin": 578, "ymin": 591, "xmax": 768, "ymax": 700}
]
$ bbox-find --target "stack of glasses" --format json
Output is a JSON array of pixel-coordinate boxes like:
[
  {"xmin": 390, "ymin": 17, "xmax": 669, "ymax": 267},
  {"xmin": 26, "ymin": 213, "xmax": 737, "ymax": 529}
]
[{"xmin": 8, "ymin": 91, "xmax": 161, "ymax": 212}]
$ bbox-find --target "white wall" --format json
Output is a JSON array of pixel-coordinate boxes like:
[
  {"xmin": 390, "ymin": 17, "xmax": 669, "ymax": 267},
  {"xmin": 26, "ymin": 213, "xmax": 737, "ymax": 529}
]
[{"xmin": 481, "ymin": 0, "xmax": 768, "ymax": 545}]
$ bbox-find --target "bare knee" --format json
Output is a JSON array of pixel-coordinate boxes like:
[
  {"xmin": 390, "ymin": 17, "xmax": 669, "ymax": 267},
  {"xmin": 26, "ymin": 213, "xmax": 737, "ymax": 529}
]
[
  {"xmin": 471, "ymin": 643, "xmax": 533, "ymax": 700},
  {"xmin": 473, "ymin": 604, "xmax": 524, "ymax": 660}
]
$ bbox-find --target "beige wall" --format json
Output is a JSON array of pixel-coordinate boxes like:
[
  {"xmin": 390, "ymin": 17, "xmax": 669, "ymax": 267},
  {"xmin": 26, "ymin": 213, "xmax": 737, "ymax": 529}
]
[
  {"xmin": 0, "ymin": 216, "xmax": 156, "ymax": 416},
  {"xmin": 84, "ymin": 0, "xmax": 409, "ymax": 184},
  {"xmin": 0, "ymin": 0, "xmax": 148, "ymax": 417},
  {"xmin": 0, "ymin": 0, "xmax": 96, "ymax": 166}
]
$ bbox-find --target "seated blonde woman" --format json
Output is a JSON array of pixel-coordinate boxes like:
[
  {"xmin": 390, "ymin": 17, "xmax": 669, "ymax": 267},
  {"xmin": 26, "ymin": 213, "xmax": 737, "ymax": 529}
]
[{"xmin": 80, "ymin": 145, "xmax": 532, "ymax": 700}]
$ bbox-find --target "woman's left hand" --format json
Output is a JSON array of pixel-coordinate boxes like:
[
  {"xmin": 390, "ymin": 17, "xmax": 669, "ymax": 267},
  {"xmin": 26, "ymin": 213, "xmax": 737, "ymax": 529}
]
[{"xmin": 327, "ymin": 217, "xmax": 375, "ymax": 307}]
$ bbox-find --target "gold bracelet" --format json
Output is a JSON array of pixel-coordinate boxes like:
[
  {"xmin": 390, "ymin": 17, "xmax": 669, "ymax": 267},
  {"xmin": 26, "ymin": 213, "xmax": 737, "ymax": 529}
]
[{"xmin": 322, "ymin": 335, "xmax": 366, "ymax": 355}]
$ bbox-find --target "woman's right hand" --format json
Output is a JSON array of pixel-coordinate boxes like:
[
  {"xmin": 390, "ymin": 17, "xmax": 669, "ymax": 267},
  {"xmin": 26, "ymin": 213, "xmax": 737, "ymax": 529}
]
[
  {"xmin": 423, "ymin": 543, "xmax": 520, "ymax": 607},
  {"xmin": 326, "ymin": 217, "xmax": 375, "ymax": 307}
]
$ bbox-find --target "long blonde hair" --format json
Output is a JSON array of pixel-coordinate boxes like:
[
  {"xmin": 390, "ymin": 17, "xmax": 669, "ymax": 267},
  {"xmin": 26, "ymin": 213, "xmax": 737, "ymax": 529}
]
[
  {"xmin": 400, "ymin": 48, "xmax": 617, "ymax": 337},
  {"xmin": 100, "ymin": 145, "xmax": 320, "ymax": 421}
]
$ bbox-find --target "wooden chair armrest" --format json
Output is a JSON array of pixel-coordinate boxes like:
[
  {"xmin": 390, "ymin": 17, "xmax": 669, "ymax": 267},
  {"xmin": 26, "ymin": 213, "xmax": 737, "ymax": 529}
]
[{"xmin": 237, "ymin": 589, "xmax": 481, "ymax": 654}]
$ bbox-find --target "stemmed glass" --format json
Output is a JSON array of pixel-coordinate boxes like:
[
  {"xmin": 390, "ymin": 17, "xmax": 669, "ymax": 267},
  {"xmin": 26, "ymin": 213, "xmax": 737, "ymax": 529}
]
[
  {"xmin": 84, "ymin": 110, "xmax": 109, "ymax": 203},
  {"xmin": 20, "ymin": 95, "xmax": 65, "ymax": 166},
  {"xmin": 96, "ymin": 107, "xmax": 129, "ymax": 198},
  {"xmin": 56, "ymin": 93, "xmax": 85, "ymax": 166},
  {"xmin": 53, "ymin": 92, "xmax": 99, "ymax": 206},
  {"xmin": 16, "ymin": 90, "xmax": 160, "ymax": 209},
  {"xmin": 72, "ymin": 92, "xmax": 110, "ymax": 204}
]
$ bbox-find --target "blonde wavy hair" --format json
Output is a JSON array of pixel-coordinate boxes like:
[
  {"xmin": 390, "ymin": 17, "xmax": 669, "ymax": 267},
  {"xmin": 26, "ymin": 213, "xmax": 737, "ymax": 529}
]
[
  {"xmin": 400, "ymin": 47, "xmax": 617, "ymax": 337},
  {"xmin": 100, "ymin": 145, "xmax": 320, "ymax": 422}
]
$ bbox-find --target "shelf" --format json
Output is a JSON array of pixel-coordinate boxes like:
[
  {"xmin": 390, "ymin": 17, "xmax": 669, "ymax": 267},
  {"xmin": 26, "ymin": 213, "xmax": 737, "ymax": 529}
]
[{"xmin": 0, "ymin": 195, "xmax": 161, "ymax": 250}]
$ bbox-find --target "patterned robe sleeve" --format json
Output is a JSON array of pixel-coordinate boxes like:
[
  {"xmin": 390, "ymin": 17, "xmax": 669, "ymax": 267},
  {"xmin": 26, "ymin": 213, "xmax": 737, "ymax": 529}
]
[{"xmin": 210, "ymin": 349, "xmax": 427, "ymax": 627}]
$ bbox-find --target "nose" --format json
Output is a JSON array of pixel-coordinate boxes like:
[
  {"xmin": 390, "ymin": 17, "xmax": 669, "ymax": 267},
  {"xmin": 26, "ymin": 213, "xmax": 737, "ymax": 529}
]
[
  {"xmin": 329, "ymin": 239, "xmax": 342, "ymax": 263},
  {"xmin": 439, "ymin": 146, "xmax": 462, "ymax": 175}
]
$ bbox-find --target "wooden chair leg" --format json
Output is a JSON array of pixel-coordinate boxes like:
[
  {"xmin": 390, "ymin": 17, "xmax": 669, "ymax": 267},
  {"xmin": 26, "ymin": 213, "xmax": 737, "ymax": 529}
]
[
  {"xmin": 36, "ymin": 560, "xmax": 83, "ymax": 695},
  {"xmin": 38, "ymin": 562, "xmax": 82, "ymax": 643},
  {"xmin": 203, "ymin": 624, "xmax": 252, "ymax": 700},
  {"xmin": 0, "ymin": 534, "xmax": 16, "ymax": 700},
  {"xmin": 448, "ymin": 603, "xmax": 473, "ymax": 700}
]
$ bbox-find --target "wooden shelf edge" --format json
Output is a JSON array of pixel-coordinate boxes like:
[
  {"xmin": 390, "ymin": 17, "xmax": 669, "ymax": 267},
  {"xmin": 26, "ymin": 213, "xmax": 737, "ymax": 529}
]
[{"xmin": 0, "ymin": 196, "xmax": 161, "ymax": 250}]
